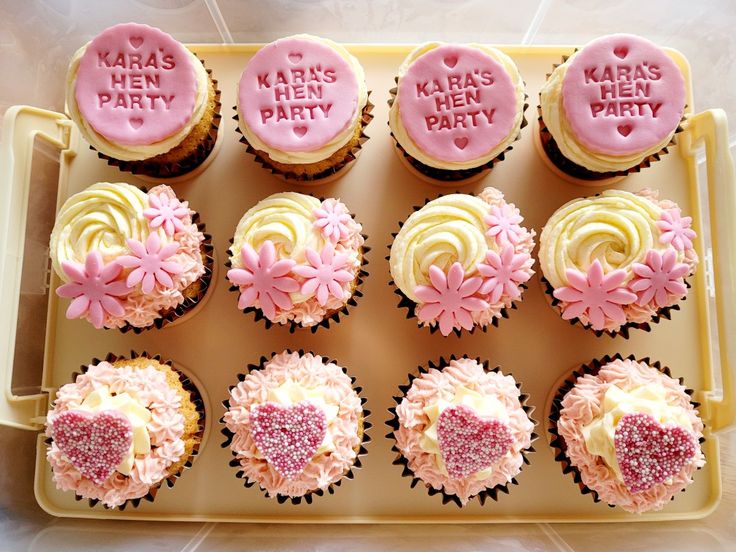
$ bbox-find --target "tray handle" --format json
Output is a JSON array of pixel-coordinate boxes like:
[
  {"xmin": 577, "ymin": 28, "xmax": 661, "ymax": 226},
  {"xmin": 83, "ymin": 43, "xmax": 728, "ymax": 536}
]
[
  {"xmin": 0, "ymin": 106, "xmax": 72, "ymax": 431},
  {"xmin": 682, "ymin": 109, "xmax": 736, "ymax": 433}
]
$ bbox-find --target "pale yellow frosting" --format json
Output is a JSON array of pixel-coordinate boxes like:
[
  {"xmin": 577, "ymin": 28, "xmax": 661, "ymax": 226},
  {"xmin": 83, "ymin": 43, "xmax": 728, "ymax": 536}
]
[
  {"xmin": 66, "ymin": 45, "xmax": 209, "ymax": 161},
  {"xmin": 389, "ymin": 42, "xmax": 525, "ymax": 170},
  {"xmin": 237, "ymin": 34, "xmax": 368, "ymax": 165},
  {"xmin": 538, "ymin": 189, "xmax": 678, "ymax": 289},
  {"xmin": 539, "ymin": 51, "xmax": 677, "ymax": 172},
  {"xmin": 49, "ymin": 182, "xmax": 166, "ymax": 279},
  {"xmin": 389, "ymin": 194, "xmax": 495, "ymax": 302},
  {"xmin": 75, "ymin": 386, "xmax": 152, "ymax": 476},
  {"xmin": 420, "ymin": 386, "xmax": 509, "ymax": 480},
  {"xmin": 582, "ymin": 384, "xmax": 694, "ymax": 481}
]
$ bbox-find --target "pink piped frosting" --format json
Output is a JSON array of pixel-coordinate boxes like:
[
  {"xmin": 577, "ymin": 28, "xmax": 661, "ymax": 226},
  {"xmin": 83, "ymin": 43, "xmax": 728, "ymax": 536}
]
[
  {"xmin": 561, "ymin": 34, "xmax": 685, "ymax": 155},
  {"xmin": 223, "ymin": 351, "xmax": 363, "ymax": 498},
  {"xmin": 45, "ymin": 361, "xmax": 186, "ymax": 508},
  {"xmin": 74, "ymin": 23, "xmax": 197, "ymax": 146},
  {"xmin": 394, "ymin": 359, "xmax": 534, "ymax": 505},
  {"xmin": 556, "ymin": 359, "xmax": 705, "ymax": 513}
]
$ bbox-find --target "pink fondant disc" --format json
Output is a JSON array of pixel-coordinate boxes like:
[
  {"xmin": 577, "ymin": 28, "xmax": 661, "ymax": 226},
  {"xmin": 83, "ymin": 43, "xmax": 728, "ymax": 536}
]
[
  {"xmin": 74, "ymin": 23, "xmax": 197, "ymax": 146},
  {"xmin": 397, "ymin": 44, "xmax": 519, "ymax": 163},
  {"xmin": 239, "ymin": 37, "xmax": 360, "ymax": 152},
  {"xmin": 561, "ymin": 34, "xmax": 685, "ymax": 155}
]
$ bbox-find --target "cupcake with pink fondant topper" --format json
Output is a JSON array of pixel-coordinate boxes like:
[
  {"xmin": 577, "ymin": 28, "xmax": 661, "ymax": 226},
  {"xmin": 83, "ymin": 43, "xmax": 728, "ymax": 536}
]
[
  {"xmin": 539, "ymin": 188, "xmax": 698, "ymax": 337},
  {"xmin": 49, "ymin": 182, "xmax": 213, "ymax": 333},
  {"xmin": 235, "ymin": 34, "xmax": 372, "ymax": 183},
  {"xmin": 388, "ymin": 356, "xmax": 536, "ymax": 507},
  {"xmin": 388, "ymin": 42, "xmax": 527, "ymax": 183},
  {"xmin": 226, "ymin": 192, "xmax": 367, "ymax": 331},
  {"xmin": 45, "ymin": 352, "xmax": 204, "ymax": 509},
  {"xmin": 537, "ymin": 34, "xmax": 686, "ymax": 182},
  {"xmin": 221, "ymin": 350, "xmax": 369, "ymax": 503},
  {"xmin": 389, "ymin": 187, "xmax": 535, "ymax": 336},
  {"xmin": 548, "ymin": 354, "xmax": 705, "ymax": 513}
]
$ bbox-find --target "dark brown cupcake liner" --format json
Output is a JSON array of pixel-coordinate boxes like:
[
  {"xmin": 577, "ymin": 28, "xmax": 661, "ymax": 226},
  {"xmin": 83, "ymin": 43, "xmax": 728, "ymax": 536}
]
[
  {"xmin": 219, "ymin": 349, "xmax": 371, "ymax": 505},
  {"xmin": 45, "ymin": 351, "xmax": 206, "ymax": 511},
  {"xmin": 387, "ymin": 193, "xmax": 528, "ymax": 337},
  {"xmin": 233, "ymin": 93, "xmax": 374, "ymax": 183},
  {"xmin": 536, "ymin": 52, "xmax": 685, "ymax": 182},
  {"xmin": 540, "ymin": 275, "xmax": 688, "ymax": 339},
  {"xmin": 94, "ymin": 57, "xmax": 222, "ymax": 179},
  {"xmin": 386, "ymin": 355, "xmax": 537, "ymax": 507},
  {"xmin": 547, "ymin": 353, "xmax": 704, "ymax": 508},
  {"xmin": 388, "ymin": 78, "xmax": 528, "ymax": 183},
  {"xmin": 117, "ymin": 212, "xmax": 215, "ymax": 334}
]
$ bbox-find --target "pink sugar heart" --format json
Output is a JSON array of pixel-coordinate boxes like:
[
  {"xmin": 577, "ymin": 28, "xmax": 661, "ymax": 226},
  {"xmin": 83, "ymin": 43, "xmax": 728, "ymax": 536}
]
[
  {"xmin": 129, "ymin": 36, "xmax": 144, "ymax": 49},
  {"xmin": 288, "ymin": 52, "xmax": 303, "ymax": 64},
  {"xmin": 51, "ymin": 409, "xmax": 133, "ymax": 485},
  {"xmin": 293, "ymin": 126, "xmax": 308, "ymax": 138},
  {"xmin": 617, "ymin": 124, "xmax": 632, "ymax": 137},
  {"xmin": 443, "ymin": 55, "xmax": 458, "ymax": 68},
  {"xmin": 613, "ymin": 46, "xmax": 628, "ymax": 59},
  {"xmin": 129, "ymin": 117, "xmax": 144, "ymax": 130},
  {"xmin": 437, "ymin": 404, "xmax": 513, "ymax": 479},
  {"xmin": 614, "ymin": 412, "xmax": 697, "ymax": 493},
  {"xmin": 454, "ymin": 137, "xmax": 469, "ymax": 150},
  {"xmin": 250, "ymin": 401, "xmax": 326, "ymax": 479}
]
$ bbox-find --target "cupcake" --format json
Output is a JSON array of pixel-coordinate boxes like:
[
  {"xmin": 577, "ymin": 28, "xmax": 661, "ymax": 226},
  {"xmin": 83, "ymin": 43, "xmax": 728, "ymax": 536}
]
[
  {"xmin": 66, "ymin": 23, "xmax": 221, "ymax": 178},
  {"xmin": 539, "ymin": 189, "xmax": 698, "ymax": 337},
  {"xmin": 235, "ymin": 34, "xmax": 372, "ymax": 183},
  {"xmin": 388, "ymin": 42, "xmax": 526, "ymax": 183},
  {"xmin": 50, "ymin": 182, "xmax": 213, "ymax": 332},
  {"xmin": 221, "ymin": 350, "xmax": 369, "ymax": 504},
  {"xmin": 538, "ymin": 34, "xmax": 686, "ymax": 182},
  {"xmin": 45, "ymin": 352, "xmax": 205, "ymax": 509},
  {"xmin": 388, "ymin": 356, "xmax": 535, "ymax": 507},
  {"xmin": 226, "ymin": 192, "xmax": 366, "ymax": 331},
  {"xmin": 548, "ymin": 355, "xmax": 705, "ymax": 513},
  {"xmin": 389, "ymin": 187, "xmax": 535, "ymax": 336}
]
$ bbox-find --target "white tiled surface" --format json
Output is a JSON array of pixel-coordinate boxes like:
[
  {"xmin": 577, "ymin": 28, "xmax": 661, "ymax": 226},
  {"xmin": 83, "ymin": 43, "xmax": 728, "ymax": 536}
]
[{"xmin": 1, "ymin": 1, "xmax": 735, "ymax": 550}]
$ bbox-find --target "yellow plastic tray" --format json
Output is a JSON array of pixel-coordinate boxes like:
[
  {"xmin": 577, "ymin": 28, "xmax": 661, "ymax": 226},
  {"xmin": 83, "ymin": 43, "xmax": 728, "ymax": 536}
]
[{"xmin": 1, "ymin": 44, "xmax": 734, "ymax": 523}]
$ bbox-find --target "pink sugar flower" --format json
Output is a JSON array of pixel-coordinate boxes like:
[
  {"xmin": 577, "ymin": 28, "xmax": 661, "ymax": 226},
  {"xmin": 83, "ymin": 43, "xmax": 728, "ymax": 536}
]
[
  {"xmin": 293, "ymin": 244, "xmax": 353, "ymax": 306},
  {"xmin": 143, "ymin": 193, "xmax": 189, "ymax": 236},
  {"xmin": 483, "ymin": 204, "xmax": 524, "ymax": 245},
  {"xmin": 117, "ymin": 234, "xmax": 182, "ymax": 294},
  {"xmin": 313, "ymin": 199, "xmax": 352, "ymax": 243},
  {"xmin": 656, "ymin": 209, "xmax": 696, "ymax": 251},
  {"xmin": 56, "ymin": 251, "xmax": 130, "ymax": 328},
  {"xmin": 414, "ymin": 262, "xmax": 489, "ymax": 336},
  {"xmin": 476, "ymin": 245, "xmax": 532, "ymax": 304},
  {"xmin": 227, "ymin": 240, "xmax": 299, "ymax": 319},
  {"xmin": 553, "ymin": 259, "xmax": 637, "ymax": 331},
  {"xmin": 629, "ymin": 249, "xmax": 689, "ymax": 308}
]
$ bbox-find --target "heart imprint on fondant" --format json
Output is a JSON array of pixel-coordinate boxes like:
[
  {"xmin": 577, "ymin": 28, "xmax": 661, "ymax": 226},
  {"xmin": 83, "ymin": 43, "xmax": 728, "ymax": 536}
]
[
  {"xmin": 250, "ymin": 401, "xmax": 327, "ymax": 479},
  {"xmin": 453, "ymin": 137, "xmax": 469, "ymax": 150},
  {"xmin": 613, "ymin": 46, "xmax": 629, "ymax": 59},
  {"xmin": 614, "ymin": 412, "xmax": 697, "ymax": 493},
  {"xmin": 617, "ymin": 124, "xmax": 632, "ymax": 137},
  {"xmin": 437, "ymin": 404, "xmax": 514, "ymax": 479},
  {"xmin": 129, "ymin": 117, "xmax": 144, "ymax": 130},
  {"xmin": 443, "ymin": 55, "xmax": 458, "ymax": 69},
  {"xmin": 288, "ymin": 52, "xmax": 303, "ymax": 64},
  {"xmin": 129, "ymin": 36, "xmax": 144, "ymax": 49},
  {"xmin": 293, "ymin": 126, "xmax": 308, "ymax": 138},
  {"xmin": 51, "ymin": 409, "xmax": 133, "ymax": 485}
]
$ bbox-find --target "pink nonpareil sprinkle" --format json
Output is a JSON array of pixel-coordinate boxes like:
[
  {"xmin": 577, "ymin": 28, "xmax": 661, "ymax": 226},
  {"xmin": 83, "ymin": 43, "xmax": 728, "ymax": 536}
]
[
  {"xmin": 614, "ymin": 412, "xmax": 697, "ymax": 494},
  {"xmin": 249, "ymin": 401, "xmax": 327, "ymax": 480},
  {"xmin": 437, "ymin": 404, "xmax": 513, "ymax": 479},
  {"xmin": 51, "ymin": 409, "xmax": 133, "ymax": 485}
]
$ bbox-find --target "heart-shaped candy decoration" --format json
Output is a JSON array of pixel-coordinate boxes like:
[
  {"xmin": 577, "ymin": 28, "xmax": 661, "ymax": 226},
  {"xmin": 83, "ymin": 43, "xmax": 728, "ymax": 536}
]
[
  {"xmin": 437, "ymin": 404, "xmax": 514, "ymax": 479},
  {"xmin": 614, "ymin": 412, "xmax": 697, "ymax": 493},
  {"xmin": 292, "ymin": 126, "xmax": 308, "ymax": 138},
  {"xmin": 250, "ymin": 401, "xmax": 327, "ymax": 479},
  {"xmin": 129, "ymin": 117, "xmax": 144, "ymax": 129},
  {"xmin": 51, "ymin": 409, "xmax": 133, "ymax": 485},
  {"xmin": 129, "ymin": 36, "xmax": 144, "ymax": 49},
  {"xmin": 443, "ymin": 55, "xmax": 458, "ymax": 68},
  {"xmin": 617, "ymin": 124, "xmax": 632, "ymax": 137},
  {"xmin": 454, "ymin": 137, "xmax": 469, "ymax": 150},
  {"xmin": 288, "ymin": 52, "xmax": 303, "ymax": 64},
  {"xmin": 613, "ymin": 46, "xmax": 628, "ymax": 59}
]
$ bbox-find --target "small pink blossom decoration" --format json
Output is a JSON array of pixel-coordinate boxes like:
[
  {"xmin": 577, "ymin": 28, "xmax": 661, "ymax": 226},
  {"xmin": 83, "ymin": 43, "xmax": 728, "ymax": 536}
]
[
  {"xmin": 629, "ymin": 249, "xmax": 689, "ymax": 308},
  {"xmin": 313, "ymin": 199, "xmax": 352, "ymax": 243},
  {"xmin": 656, "ymin": 209, "xmax": 696, "ymax": 251},
  {"xmin": 117, "ymin": 234, "xmax": 182, "ymax": 294},
  {"xmin": 483, "ymin": 204, "xmax": 524, "ymax": 245},
  {"xmin": 476, "ymin": 245, "xmax": 532, "ymax": 304},
  {"xmin": 552, "ymin": 259, "xmax": 637, "ymax": 331},
  {"xmin": 413, "ymin": 262, "xmax": 489, "ymax": 336},
  {"xmin": 293, "ymin": 244, "xmax": 353, "ymax": 306},
  {"xmin": 56, "ymin": 251, "xmax": 130, "ymax": 328},
  {"xmin": 143, "ymin": 193, "xmax": 189, "ymax": 236},
  {"xmin": 226, "ymin": 240, "xmax": 299, "ymax": 320}
]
